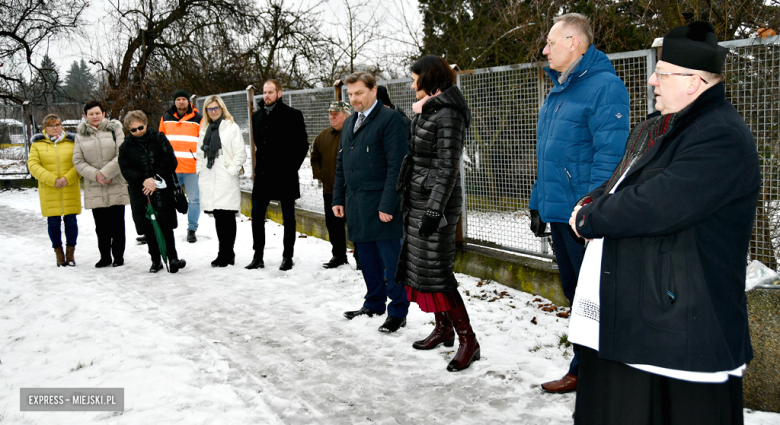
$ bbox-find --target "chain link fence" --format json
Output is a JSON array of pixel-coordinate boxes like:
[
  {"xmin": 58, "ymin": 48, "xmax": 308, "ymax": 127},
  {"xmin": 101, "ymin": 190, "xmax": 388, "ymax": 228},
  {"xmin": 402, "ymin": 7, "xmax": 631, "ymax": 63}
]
[
  {"xmin": 191, "ymin": 37, "xmax": 780, "ymax": 268},
  {"xmin": 459, "ymin": 49, "xmax": 656, "ymax": 258},
  {"xmin": 722, "ymin": 36, "xmax": 780, "ymax": 270}
]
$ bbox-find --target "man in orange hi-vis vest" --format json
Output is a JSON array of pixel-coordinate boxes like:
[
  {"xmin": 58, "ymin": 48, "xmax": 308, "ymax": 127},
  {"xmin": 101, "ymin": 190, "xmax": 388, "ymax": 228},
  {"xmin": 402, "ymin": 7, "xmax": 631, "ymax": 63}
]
[{"xmin": 159, "ymin": 89, "xmax": 204, "ymax": 243}]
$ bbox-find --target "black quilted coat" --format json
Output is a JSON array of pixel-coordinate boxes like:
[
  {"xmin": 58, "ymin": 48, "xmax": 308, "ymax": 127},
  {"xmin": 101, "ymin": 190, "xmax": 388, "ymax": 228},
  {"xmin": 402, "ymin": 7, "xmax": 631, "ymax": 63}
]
[
  {"xmin": 118, "ymin": 129, "xmax": 179, "ymax": 235},
  {"xmin": 396, "ymin": 86, "xmax": 471, "ymax": 293}
]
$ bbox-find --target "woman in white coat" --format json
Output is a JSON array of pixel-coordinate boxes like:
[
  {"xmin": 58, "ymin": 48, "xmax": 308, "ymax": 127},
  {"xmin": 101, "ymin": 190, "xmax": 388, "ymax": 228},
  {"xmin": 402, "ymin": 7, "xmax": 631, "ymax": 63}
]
[{"xmin": 197, "ymin": 95, "xmax": 248, "ymax": 267}]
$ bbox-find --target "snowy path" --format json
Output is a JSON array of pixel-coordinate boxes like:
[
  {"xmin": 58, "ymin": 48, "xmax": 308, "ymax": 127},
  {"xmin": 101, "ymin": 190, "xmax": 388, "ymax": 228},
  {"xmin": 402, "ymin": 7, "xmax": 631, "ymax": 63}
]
[{"xmin": 1, "ymin": 189, "xmax": 777, "ymax": 424}]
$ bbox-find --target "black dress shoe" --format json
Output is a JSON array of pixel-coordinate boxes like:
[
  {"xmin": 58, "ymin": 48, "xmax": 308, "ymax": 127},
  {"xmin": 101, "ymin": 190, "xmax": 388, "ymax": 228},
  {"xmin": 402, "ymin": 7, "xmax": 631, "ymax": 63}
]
[
  {"xmin": 169, "ymin": 258, "xmax": 186, "ymax": 273},
  {"xmin": 343, "ymin": 307, "xmax": 385, "ymax": 320},
  {"xmin": 187, "ymin": 230, "xmax": 197, "ymax": 243},
  {"xmin": 150, "ymin": 260, "xmax": 163, "ymax": 273},
  {"xmin": 279, "ymin": 257, "xmax": 293, "ymax": 271},
  {"xmin": 112, "ymin": 259, "xmax": 124, "ymax": 267},
  {"xmin": 323, "ymin": 256, "xmax": 349, "ymax": 269},
  {"xmin": 95, "ymin": 258, "xmax": 112, "ymax": 268},
  {"xmin": 245, "ymin": 257, "xmax": 264, "ymax": 269},
  {"xmin": 378, "ymin": 316, "xmax": 407, "ymax": 333},
  {"xmin": 136, "ymin": 235, "xmax": 147, "ymax": 244}
]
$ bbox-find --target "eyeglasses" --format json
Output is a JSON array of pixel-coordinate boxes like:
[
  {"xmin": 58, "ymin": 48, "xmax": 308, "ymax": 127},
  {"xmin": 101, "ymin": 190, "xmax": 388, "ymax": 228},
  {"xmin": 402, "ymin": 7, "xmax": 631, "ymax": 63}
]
[
  {"xmin": 654, "ymin": 70, "xmax": 709, "ymax": 84},
  {"xmin": 129, "ymin": 125, "xmax": 145, "ymax": 133},
  {"xmin": 206, "ymin": 106, "xmax": 221, "ymax": 113},
  {"xmin": 546, "ymin": 36, "xmax": 573, "ymax": 47},
  {"xmin": 45, "ymin": 123, "xmax": 62, "ymax": 128}
]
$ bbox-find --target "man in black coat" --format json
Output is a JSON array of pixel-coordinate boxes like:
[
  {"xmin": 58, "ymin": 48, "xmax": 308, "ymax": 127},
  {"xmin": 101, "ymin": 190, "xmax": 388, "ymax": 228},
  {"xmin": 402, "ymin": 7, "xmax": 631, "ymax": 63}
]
[
  {"xmin": 246, "ymin": 79, "xmax": 309, "ymax": 271},
  {"xmin": 568, "ymin": 22, "xmax": 760, "ymax": 424},
  {"xmin": 333, "ymin": 71, "xmax": 410, "ymax": 333}
]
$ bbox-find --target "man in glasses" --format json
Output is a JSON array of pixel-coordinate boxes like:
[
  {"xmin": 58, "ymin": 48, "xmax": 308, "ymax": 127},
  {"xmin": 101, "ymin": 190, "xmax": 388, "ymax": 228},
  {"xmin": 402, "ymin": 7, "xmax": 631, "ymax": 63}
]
[
  {"xmin": 568, "ymin": 22, "xmax": 759, "ymax": 424},
  {"xmin": 159, "ymin": 89, "xmax": 204, "ymax": 243},
  {"xmin": 246, "ymin": 79, "xmax": 309, "ymax": 271},
  {"xmin": 531, "ymin": 12, "xmax": 630, "ymax": 394}
]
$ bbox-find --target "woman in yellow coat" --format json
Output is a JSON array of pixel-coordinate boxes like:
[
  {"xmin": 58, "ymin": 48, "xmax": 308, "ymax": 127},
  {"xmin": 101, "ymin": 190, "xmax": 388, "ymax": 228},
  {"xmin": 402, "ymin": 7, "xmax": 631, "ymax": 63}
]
[{"xmin": 27, "ymin": 114, "xmax": 83, "ymax": 266}]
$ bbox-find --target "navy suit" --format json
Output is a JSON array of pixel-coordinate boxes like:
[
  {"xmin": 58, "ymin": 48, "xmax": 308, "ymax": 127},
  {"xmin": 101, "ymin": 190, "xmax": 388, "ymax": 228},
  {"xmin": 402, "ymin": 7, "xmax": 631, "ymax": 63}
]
[{"xmin": 333, "ymin": 100, "xmax": 409, "ymax": 317}]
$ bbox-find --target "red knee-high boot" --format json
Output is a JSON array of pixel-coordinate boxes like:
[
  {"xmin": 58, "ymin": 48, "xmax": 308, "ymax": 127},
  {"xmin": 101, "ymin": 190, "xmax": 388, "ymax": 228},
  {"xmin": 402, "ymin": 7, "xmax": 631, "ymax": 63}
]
[
  {"xmin": 444, "ymin": 303, "xmax": 480, "ymax": 371},
  {"xmin": 412, "ymin": 312, "xmax": 455, "ymax": 350}
]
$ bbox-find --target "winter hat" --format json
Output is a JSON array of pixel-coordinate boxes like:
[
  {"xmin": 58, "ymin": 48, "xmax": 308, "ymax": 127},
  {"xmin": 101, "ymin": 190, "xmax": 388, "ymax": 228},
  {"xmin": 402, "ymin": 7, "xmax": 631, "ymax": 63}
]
[
  {"xmin": 328, "ymin": 101, "xmax": 351, "ymax": 112},
  {"xmin": 173, "ymin": 89, "xmax": 190, "ymax": 101},
  {"xmin": 661, "ymin": 21, "xmax": 728, "ymax": 74},
  {"xmin": 376, "ymin": 86, "xmax": 394, "ymax": 108}
]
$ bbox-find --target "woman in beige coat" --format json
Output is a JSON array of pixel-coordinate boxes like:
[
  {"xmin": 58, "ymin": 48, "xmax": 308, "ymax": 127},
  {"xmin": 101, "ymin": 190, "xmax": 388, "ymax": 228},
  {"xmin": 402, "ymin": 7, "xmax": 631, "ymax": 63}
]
[{"xmin": 72, "ymin": 100, "xmax": 130, "ymax": 268}]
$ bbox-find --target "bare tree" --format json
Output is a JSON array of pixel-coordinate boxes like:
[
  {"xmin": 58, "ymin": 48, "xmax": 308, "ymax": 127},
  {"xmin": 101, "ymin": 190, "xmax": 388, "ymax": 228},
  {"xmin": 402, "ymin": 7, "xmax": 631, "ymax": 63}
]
[
  {"xmin": 0, "ymin": 0, "xmax": 88, "ymax": 103},
  {"xmin": 327, "ymin": 0, "xmax": 384, "ymax": 75}
]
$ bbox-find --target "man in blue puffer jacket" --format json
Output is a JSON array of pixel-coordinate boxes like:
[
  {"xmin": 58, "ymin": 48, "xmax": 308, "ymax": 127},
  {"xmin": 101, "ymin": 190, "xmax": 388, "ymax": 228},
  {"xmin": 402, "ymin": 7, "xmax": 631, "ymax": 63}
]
[{"xmin": 530, "ymin": 13, "xmax": 630, "ymax": 394}]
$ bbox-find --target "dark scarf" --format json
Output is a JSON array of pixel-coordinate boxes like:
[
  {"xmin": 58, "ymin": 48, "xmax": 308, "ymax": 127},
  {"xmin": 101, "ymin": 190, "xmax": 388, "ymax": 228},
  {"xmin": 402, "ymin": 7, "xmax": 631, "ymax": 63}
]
[
  {"xmin": 127, "ymin": 129, "xmax": 152, "ymax": 146},
  {"xmin": 264, "ymin": 101, "xmax": 277, "ymax": 113},
  {"xmin": 603, "ymin": 108, "xmax": 686, "ymax": 193},
  {"xmin": 201, "ymin": 118, "xmax": 223, "ymax": 169}
]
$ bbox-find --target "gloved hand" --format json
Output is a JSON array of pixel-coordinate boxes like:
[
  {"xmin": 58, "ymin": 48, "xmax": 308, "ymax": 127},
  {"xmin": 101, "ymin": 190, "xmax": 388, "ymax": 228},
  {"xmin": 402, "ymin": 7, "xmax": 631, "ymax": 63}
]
[
  {"xmin": 419, "ymin": 210, "xmax": 442, "ymax": 238},
  {"xmin": 530, "ymin": 209, "xmax": 547, "ymax": 237}
]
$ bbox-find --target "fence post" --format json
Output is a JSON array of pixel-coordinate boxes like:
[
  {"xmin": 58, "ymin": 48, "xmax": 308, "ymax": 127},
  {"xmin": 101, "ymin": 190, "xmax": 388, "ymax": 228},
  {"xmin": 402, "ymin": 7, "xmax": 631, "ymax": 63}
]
[
  {"xmin": 333, "ymin": 80, "xmax": 344, "ymax": 102},
  {"xmin": 190, "ymin": 94, "xmax": 198, "ymax": 112},
  {"xmin": 247, "ymin": 85, "xmax": 256, "ymax": 179},
  {"xmin": 23, "ymin": 101, "xmax": 33, "ymax": 174}
]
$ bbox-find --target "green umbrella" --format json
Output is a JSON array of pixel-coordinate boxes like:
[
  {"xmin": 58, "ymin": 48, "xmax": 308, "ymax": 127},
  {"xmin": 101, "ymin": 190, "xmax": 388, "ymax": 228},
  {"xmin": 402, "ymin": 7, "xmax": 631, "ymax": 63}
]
[{"xmin": 145, "ymin": 194, "xmax": 168, "ymax": 271}]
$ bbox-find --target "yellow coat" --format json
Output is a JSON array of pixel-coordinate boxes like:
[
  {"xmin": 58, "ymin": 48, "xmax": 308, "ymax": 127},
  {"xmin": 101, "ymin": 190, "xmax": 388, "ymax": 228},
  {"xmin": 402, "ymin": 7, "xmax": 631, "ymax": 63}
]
[{"xmin": 27, "ymin": 131, "xmax": 82, "ymax": 217}]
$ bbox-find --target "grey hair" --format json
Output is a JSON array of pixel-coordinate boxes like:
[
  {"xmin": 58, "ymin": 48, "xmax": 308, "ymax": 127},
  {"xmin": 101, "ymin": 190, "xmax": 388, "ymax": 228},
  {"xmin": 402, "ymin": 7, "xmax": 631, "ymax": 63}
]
[
  {"xmin": 123, "ymin": 110, "xmax": 148, "ymax": 129},
  {"xmin": 554, "ymin": 13, "xmax": 594, "ymax": 47}
]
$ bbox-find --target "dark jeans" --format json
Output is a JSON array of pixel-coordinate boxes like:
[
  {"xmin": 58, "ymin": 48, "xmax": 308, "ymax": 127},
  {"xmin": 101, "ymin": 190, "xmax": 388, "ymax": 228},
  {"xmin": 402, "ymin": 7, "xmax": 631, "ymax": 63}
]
[
  {"xmin": 252, "ymin": 198, "xmax": 296, "ymax": 259},
  {"xmin": 323, "ymin": 192, "xmax": 347, "ymax": 259},
  {"xmin": 145, "ymin": 222, "xmax": 178, "ymax": 262},
  {"xmin": 356, "ymin": 238, "xmax": 409, "ymax": 318},
  {"xmin": 92, "ymin": 205, "xmax": 126, "ymax": 262},
  {"xmin": 213, "ymin": 209, "xmax": 237, "ymax": 258},
  {"xmin": 48, "ymin": 214, "xmax": 78, "ymax": 248},
  {"xmin": 575, "ymin": 347, "xmax": 744, "ymax": 425},
  {"xmin": 550, "ymin": 221, "xmax": 585, "ymax": 376}
]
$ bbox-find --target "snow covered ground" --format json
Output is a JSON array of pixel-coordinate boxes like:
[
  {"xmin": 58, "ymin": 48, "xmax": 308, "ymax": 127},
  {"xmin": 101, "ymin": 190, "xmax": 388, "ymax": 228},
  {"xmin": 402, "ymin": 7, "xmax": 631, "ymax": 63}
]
[{"xmin": 0, "ymin": 188, "xmax": 777, "ymax": 424}]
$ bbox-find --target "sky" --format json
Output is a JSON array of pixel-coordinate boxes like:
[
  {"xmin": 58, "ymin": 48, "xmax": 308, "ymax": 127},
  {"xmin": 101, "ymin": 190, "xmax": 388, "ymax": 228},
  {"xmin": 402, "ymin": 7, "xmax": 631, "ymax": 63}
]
[{"xmin": 47, "ymin": 0, "xmax": 422, "ymax": 81}]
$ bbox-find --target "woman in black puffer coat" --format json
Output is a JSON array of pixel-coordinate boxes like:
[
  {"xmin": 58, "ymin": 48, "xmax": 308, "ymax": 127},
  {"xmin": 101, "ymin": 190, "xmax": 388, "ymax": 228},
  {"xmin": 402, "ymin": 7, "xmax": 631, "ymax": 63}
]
[
  {"xmin": 118, "ymin": 110, "xmax": 186, "ymax": 274},
  {"xmin": 396, "ymin": 55, "xmax": 478, "ymax": 372}
]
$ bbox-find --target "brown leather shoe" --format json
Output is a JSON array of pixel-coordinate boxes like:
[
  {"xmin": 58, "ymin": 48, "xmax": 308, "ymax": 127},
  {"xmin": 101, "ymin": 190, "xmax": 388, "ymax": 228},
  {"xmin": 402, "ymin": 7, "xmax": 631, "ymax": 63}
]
[{"xmin": 541, "ymin": 373, "xmax": 577, "ymax": 393}]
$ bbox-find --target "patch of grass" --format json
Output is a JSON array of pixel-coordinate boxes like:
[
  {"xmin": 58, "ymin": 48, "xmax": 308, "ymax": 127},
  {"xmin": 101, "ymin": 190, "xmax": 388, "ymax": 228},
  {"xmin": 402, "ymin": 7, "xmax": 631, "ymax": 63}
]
[
  {"xmin": 528, "ymin": 341, "xmax": 542, "ymax": 353},
  {"xmin": 556, "ymin": 332, "xmax": 572, "ymax": 349}
]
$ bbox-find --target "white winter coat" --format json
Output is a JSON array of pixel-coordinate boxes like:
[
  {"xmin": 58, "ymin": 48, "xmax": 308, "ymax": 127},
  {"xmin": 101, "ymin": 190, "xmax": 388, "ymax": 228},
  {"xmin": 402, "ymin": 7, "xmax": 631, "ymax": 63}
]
[{"xmin": 196, "ymin": 119, "xmax": 247, "ymax": 212}]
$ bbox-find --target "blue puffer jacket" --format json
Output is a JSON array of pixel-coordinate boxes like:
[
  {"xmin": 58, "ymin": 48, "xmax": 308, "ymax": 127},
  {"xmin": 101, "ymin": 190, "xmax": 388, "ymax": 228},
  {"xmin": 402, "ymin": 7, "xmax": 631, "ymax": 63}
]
[{"xmin": 529, "ymin": 44, "xmax": 630, "ymax": 223}]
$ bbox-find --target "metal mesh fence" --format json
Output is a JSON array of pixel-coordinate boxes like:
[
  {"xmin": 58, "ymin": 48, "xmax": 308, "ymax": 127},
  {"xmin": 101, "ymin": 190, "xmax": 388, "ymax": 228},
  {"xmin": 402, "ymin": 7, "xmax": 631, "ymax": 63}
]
[
  {"xmin": 0, "ymin": 104, "xmax": 29, "ymax": 175},
  {"xmin": 720, "ymin": 37, "xmax": 780, "ymax": 269},
  {"xmin": 460, "ymin": 50, "xmax": 656, "ymax": 257},
  {"xmin": 191, "ymin": 39, "xmax": 780, "ymax": 267}
]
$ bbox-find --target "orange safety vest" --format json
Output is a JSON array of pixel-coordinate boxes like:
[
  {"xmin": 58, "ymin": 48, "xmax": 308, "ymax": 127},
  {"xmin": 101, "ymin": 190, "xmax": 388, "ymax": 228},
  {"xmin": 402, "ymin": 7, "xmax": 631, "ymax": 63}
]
[{"xmin": 159, "ymin": 106, "xmax": 204, "ymax": 173}]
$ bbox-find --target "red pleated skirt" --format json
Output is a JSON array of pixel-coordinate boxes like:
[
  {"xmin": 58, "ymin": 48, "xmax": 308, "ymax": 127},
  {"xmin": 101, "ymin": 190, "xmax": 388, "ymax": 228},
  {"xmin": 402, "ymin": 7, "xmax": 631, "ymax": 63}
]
[{"xmin": 406, "ymin": 285, "xmax": 464, "ymax": 313}]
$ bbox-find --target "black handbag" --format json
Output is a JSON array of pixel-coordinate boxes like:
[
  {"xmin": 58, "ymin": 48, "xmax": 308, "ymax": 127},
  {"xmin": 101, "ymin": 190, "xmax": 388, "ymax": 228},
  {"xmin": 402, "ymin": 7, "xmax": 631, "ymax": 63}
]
[{"xmin": 172, "ymin": 173, "xmax": 189, "ymax": 214}]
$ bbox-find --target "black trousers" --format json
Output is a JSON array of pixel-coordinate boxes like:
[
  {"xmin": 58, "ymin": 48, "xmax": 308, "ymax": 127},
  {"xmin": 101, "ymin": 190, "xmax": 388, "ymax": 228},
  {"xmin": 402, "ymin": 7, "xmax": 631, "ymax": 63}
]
[
  {"xmin": 252, "ymin": 198, "xmax": 296, "ymax": 259},
  {"xmin": 144, "ymin": 221, "xmax": 177, "ymax": 262},
  {"xmin": 213, "ymin": 210, "xmax": 237, "ymax": 259},
  {"xmin": 323, "ymin": 192, "xmax": 347, "ymax": 259},
  {"xmin": 574, "ymin": 347, "xmax": 744, "ymax": 425},
  {"xmin": 92, "ymin": 205, "xmax": 126, "ymax": 262}
]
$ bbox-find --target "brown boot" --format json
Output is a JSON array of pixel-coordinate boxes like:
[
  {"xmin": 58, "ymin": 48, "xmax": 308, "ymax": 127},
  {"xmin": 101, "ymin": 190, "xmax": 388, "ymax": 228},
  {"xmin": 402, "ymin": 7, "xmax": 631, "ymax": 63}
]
[
  {"xmin": 445, "ymin": 303, "xmax": 481, "ymax": 372},
  {"xmin": 54, "ymin": 247, "xmax": 66, "ymax": 267},
  {"xmin": 413, "ymin": 312, "xmax": 455, "ymax": 350},
  {"xmin": 65, "ymin": 245, "xmax": 76, "ymax": 267},
  {"xmin": 541, "ymin": 373, "xmax": 577, "ymax": 393}
]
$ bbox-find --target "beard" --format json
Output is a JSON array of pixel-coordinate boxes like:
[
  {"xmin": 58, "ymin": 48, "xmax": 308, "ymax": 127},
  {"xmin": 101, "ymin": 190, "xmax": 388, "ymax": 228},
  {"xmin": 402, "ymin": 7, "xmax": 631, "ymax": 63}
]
[{"xmin": 264, "ymin": 97, "xmax": 278, "ymax": 106}]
